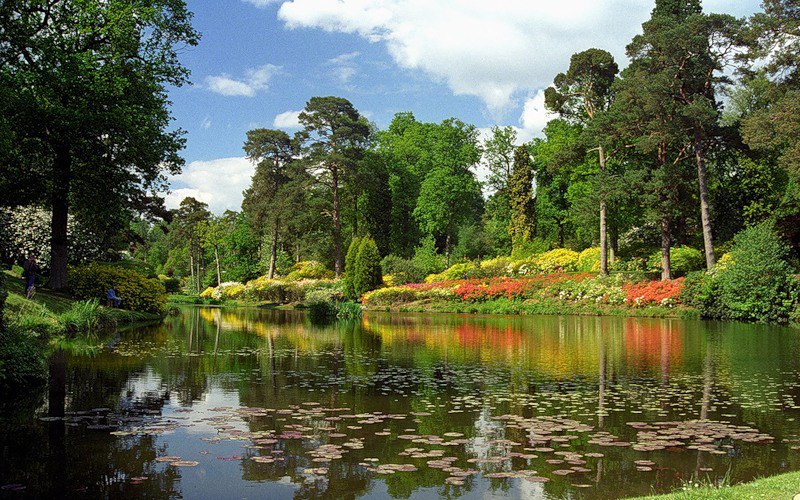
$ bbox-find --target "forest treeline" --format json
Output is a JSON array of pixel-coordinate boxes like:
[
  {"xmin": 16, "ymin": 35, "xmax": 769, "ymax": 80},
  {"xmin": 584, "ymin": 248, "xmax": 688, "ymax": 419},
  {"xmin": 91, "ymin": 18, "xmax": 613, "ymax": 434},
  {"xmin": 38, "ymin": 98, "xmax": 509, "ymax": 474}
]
[{"xmin": 1, "ymin": 0, "xmax": 799, "ymax": 293}]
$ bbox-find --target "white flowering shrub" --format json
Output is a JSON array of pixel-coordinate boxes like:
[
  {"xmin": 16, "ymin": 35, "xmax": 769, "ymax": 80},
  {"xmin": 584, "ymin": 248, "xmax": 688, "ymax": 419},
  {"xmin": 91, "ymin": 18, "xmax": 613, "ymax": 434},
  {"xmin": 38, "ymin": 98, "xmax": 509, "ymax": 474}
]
[{"xmin": 0, "ymin": 206, "xmax": 103, "ymax": 271}]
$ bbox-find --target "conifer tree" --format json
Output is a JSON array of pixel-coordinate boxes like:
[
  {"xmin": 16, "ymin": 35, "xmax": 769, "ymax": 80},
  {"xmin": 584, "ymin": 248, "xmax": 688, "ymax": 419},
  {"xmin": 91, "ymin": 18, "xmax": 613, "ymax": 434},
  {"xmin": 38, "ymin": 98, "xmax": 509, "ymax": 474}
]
[
  {"xmin": 353, "ymin": 237, "xmax": 382, "ymax": 299},
  {"xmin": 508, "ymin": 146, "xmax": 536, "ymax": 250}
]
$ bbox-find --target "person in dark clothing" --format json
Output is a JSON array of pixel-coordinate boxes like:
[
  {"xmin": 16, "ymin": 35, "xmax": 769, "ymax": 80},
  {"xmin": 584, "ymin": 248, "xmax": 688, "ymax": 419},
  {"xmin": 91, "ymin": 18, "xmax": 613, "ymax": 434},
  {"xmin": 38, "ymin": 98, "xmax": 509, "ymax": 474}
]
[
  {"xmin": 106, "ymin": 286, "xmax": 122, "ymax": 307},
  {"xmin": 22, "ymin": 254, "xmax": 38, "ymax": 298}
]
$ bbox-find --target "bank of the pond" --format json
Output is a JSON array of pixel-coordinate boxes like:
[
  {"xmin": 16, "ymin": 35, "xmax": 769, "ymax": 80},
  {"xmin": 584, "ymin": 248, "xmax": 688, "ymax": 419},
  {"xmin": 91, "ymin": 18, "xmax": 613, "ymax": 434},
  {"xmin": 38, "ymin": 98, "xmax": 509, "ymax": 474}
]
[
  {"xmin": 363, "ymin": 296, "xmax": 696, "ymax": 319},
  {"xmin": 631, "ymin": 470, "xmax": 800, "ymax": 499},
  {"xmin": 1, "ymin": 272, "xmax": 164, "ymax": 388}
]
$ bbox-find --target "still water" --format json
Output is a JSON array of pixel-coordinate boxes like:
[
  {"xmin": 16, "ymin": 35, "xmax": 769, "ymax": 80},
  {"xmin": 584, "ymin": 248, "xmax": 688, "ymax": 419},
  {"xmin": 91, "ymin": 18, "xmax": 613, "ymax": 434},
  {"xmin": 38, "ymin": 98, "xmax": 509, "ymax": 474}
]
[{"xmin": 3, "ymin": 307, "xmax": 800, "ymax": 499}]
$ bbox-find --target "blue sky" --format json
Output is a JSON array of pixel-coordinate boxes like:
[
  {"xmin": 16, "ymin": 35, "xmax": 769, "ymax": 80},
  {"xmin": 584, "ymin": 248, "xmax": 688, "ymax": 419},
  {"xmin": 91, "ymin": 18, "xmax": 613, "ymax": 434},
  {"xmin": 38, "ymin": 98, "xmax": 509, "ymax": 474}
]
[{"xmin": 166, "ymin": 0, "xmax": 762, "ymax": 214}]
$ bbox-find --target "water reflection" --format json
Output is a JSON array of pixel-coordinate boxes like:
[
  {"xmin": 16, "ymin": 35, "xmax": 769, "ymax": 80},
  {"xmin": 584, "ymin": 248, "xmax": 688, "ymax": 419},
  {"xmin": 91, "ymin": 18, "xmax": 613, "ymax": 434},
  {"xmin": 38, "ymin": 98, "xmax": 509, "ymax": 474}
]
[{"xmin": 2, "ymin": 309, "xmax": 800, "ymax": 498}]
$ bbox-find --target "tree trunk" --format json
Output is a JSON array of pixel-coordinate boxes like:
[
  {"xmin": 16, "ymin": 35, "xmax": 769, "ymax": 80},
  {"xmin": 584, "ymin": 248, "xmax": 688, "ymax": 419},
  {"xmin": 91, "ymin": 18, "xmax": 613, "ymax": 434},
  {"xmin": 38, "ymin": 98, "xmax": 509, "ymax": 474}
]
[
  {"xmin": 445, "ymin": 233, "xmax": 451, "ymax": 268},
  {"xmin": 268, "ymin": 222, "xmax": 279, "ymax": 279},
  {"xmin": 598, "ymin": 145, "xmax": 609, "ymax": 274},
  {"xmin": 332, "ymin": 166, "xmax": 343, "ymax": 276},
  {"xmin": 48, "ymin": 143, "xmax": 71, "ymax": 290},
  {"xmin": 660, "ymin": 215, "xmax": 672, "ymax": 281},
  {"xmin": 189, "ymin": 252, "xmax": 195, "ymax": 293},
  {"xmin": 214, "ymin": 246, "xmax": 221, "ymax": 286},
  {"xmin": 694, "ymin": 128, "xmax": 716, "ymax": 269}
]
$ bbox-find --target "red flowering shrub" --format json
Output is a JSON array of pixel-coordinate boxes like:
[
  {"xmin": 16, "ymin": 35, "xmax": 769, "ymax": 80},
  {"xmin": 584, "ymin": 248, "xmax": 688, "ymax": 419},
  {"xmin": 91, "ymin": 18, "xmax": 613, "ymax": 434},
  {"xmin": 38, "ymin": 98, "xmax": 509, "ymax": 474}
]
[
  {"xmin": 623, "ymin": 278, "xmax": 685, "ymax": 306},
  {"xmin": 454, "ymin": 274, "xmax": 592, "ymax": 302}
]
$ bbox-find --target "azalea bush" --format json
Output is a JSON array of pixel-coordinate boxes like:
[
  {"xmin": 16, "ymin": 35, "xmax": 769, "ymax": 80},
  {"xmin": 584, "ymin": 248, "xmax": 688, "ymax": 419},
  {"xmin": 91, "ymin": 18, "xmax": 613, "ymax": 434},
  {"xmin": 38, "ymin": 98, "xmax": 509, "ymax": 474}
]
[
  {"xmin": 535, "ymin": 249, "xmax": 580, "ymax": 273},
  {"xmin": 551, "ymin": 275, "xmax": 628, "ymax": 305},
  {"xmin": 364, "ymin": 274, "xmax": 592, "ymax": 306},
  {"xmin": 623, "ymin": 278, "xmax": 685, "ymax": 307},
  {"xmin": 284, "ymin": 261, "xmax": 335, "ymax": 281},
  {"xmin": 577, "ymin": 248, "xmax": 601, "ymax": 272}
]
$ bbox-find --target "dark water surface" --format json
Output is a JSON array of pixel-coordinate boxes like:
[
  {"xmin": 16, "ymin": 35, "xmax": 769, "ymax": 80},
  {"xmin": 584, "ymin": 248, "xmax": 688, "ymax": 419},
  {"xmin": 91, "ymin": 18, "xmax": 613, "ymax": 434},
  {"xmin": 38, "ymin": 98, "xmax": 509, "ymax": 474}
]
[{"xmin": 3, "ymin": 307, "xmax": 800, "ymax": 499}]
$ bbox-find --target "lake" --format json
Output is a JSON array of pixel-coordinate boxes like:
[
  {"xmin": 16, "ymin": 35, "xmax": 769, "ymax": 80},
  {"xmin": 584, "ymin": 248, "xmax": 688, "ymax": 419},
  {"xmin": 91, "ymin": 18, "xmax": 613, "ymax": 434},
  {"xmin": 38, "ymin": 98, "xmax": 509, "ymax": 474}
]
[{"xmin": 2, "ymin": 307, "xmax": 800, "ymax": 498}]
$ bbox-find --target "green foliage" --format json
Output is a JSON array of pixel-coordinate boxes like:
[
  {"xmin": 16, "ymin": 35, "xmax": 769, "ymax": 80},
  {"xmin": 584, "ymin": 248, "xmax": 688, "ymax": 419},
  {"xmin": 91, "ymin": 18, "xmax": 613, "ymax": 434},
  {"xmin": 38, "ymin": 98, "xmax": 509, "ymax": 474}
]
[
  {"xmin": 508, "ymin": 146, "xmax": 536, "ymax": 250},
  {"xmin": 158, "ymin": 275, "xmax": 182, "ymax": 293},
  {"xmin": 715, "ymin": 222, "xmax": 799, "ymax": 322},
  {"xmin": 284, "ymin": 261, "xmax": 335, "ymax": 281},
  {"xmin": 106, "ymin": 259, "xmax": 157, "ymax": 278},
  {"xmin": 336, "ymin": 301, "xmax": 363, "ymax": 320},
  {"xmin": 353, "ymin": 237, "xmax": 382, "ymax": 298},
  {"xmin": 0, "ymin": 272, "xmax": 6, "ymax": 333},
  {"xmin": 68, "ymin": 263, "xmax": 167, "ymax": 315},
  {"xmin": 510, "ymin": 238, "xmax": 550, "ymax": 260},
  {"xmin": 412, "ymin": 236, "xmax": 446, "ymax": 276},
  {"xmin": 648, "ymin": 247, "xmax": 705, "ymax": 276},
  {"xmin": 0, "ymin": 327, "xmax": 46, "ymax": 389},
  {"xmin": 58, "ymin": 299, "xmax": 108, "ymax": 336},
  {"xmin": 305, "ymin": 289, "xmax": 339, "ymax": 323},
  {"xmin": 380, "ymin": 255, "xmax": 426, "ymax": 285},
  {"xmin": 343, "ymin": 237, "xmax": 362, "ymax": 300}
]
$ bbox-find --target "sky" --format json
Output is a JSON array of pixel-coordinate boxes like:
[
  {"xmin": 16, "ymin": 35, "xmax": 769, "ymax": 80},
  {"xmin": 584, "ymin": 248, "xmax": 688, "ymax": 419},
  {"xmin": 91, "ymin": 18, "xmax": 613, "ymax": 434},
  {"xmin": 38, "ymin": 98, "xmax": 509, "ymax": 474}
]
[{"xmin": 165, "ymin": 0, "xmax": 762, "ymax": 214}]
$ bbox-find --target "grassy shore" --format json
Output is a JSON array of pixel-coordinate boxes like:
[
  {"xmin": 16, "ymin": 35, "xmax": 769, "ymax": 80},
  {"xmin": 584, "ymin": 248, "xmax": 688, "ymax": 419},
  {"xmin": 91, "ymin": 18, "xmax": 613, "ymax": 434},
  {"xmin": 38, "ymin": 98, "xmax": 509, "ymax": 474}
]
[{"xmin": 630, "ymin": 470, "xmax": 800, "ymax": 499}]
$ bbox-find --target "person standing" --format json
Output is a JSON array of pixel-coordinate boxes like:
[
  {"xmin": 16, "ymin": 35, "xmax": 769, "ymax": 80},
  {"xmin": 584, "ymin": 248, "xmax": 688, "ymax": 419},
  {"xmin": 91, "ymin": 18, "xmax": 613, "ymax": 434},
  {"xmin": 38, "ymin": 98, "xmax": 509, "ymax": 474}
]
[{"xmin": 22, "ymin": 254, "xmax": 38, "ymax": 298}]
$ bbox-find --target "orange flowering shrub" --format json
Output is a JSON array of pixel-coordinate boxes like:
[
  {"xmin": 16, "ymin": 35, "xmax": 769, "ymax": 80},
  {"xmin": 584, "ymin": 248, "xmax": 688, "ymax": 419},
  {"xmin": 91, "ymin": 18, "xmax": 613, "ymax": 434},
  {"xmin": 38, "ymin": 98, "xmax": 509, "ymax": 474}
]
[{"xmin": 623, "ymin": 278, "xmax": 685, "ymax": 307}]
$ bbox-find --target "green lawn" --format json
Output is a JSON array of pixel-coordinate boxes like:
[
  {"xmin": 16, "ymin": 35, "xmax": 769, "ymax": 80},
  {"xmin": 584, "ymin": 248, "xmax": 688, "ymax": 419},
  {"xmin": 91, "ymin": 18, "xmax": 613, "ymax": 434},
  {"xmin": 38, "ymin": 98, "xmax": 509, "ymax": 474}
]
[
  {"xmin": 5, "ymin": 271, "xmax": 76, "ymax": 314},
  {"xmin": 630, "ymin": 471, "xmax": 800, "ymax": 499}
]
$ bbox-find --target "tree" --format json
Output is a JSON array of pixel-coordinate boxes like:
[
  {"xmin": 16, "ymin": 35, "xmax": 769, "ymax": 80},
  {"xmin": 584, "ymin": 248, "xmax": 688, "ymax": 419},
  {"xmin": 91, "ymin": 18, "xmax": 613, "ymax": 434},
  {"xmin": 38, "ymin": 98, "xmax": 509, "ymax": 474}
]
[
  {"xmin": 343, "ymin": 236, "xmax": 362, "ymax": 300},
  {"xmin": 545, "ymin": 48, "xmax": 618, "ymax": 273},
  {"xmin": 353, "ymin": 237, "xmax": 382, "ymax": 298},
  {"xmin": 297, "ymin": 97, "xmax": 371, "ymax": 276},
  {"xmin": 508, "ymin": 146, "xmax": 536, "ymax": 250},
  {"xmin": 173, "ymin": 198, "xmax": 210, "ymax": 293},
  {"xmin": 0, "ymin": 0, "xmax": 199, "ymax": 289},
  {"xmin": 197, "ymin": 216, "xmax": 229, "ymax": 286},
  {"xmin": 602, "ymin": 0, "xmax": 732, "ymax": 279},
  {"xmin": 242, "ymin": 128, "xmax": 298, "ymax": 278},
  {"xmin": 483, "ymin": 126, "xmax": 518, "ymax": 195},
  {"xmin": 741, "ymin": 0, "xmax": 800, "ymax": 181}
]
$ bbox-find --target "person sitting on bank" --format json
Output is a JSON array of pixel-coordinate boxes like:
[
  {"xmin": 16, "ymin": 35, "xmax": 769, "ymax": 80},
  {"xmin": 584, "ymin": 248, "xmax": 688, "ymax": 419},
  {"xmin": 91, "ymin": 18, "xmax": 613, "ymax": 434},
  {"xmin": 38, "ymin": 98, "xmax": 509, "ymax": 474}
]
[{"xmin": 106, "ymin": 287, "xmax": 122, "ymax": 308}]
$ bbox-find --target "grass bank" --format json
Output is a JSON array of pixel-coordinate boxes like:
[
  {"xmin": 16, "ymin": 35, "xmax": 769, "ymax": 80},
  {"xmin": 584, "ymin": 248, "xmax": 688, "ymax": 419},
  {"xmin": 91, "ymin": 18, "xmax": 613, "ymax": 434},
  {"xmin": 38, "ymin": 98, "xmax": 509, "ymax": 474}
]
[
  {"xmin": 2, "ymin": 271, "xmax": 163, "ymax": 389},
  {"xmin": 630, "ymin": 470, "xmax": 800, "ymax": 499}
]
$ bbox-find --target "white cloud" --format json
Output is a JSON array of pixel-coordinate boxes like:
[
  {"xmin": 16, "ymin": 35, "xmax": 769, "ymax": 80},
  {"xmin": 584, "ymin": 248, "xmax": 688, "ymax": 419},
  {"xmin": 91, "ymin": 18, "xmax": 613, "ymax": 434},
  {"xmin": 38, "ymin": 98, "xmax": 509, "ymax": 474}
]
[
  {"xmin": 327, "ymin": 51, "xmax": 360, "ymax": 85},
  {"xmin": 167, "ymin": 157, "xmax": 255, "ymax": 214},
  {"xmin": 519, "ymin": 90, "xmax": 555, "ymax": 141},
  {"xmin": 205, "ymin": 64, "xmax": 282, "ymax": 97},
  {"xmin": 274, "ymin": 0, "xmax": 655, "ymax": 113},
  {"xmin": 201, "ymin": 117, "xmax": 212, "ymax": 129},
  {"xmin": 273, "ymin": 110, "xmax": 303, "ymax": 129},
  {"xmin": 243, "ymin": 0, "xmax": 281, "ymax": 6}
]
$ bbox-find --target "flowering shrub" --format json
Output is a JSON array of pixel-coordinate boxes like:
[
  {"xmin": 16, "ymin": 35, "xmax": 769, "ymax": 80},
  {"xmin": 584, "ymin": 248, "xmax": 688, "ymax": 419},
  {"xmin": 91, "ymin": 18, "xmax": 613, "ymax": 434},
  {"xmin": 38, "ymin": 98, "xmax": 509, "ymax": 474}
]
[
  {"xmin": 0, "ymin": 206, "xmax": 104, "ymax": 272},
  {"xmin": 217, "ymin": 282, "xmax": 246, "ymax": 299},
  {"xmin": 480, "ymin": 256, "xmax": 514, "ymax": 278},
  {"xmin": 284, "ymin": 261, "xmax": 335, "ymax": 281},
  {"xmin": 535, "ymin": 249, "xmax": 580, "ymax": 273},
  {"xmin": 550, "ymin": 275, "xmax": 627, "ymax": 305},
  {"xmin": 425, "ymin": 261, "xmax": 483, "ymax": 282},
  {"xmin": 577, "ymin": 248, "xmax": 601, "ymax": 272},
  {"xmin": 199, "ymin": 287, "xmax": 215, "ymax": 300},
  {"xmin": 624, "ymin": 278, "xmax": 685, "ymax": 307}
]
